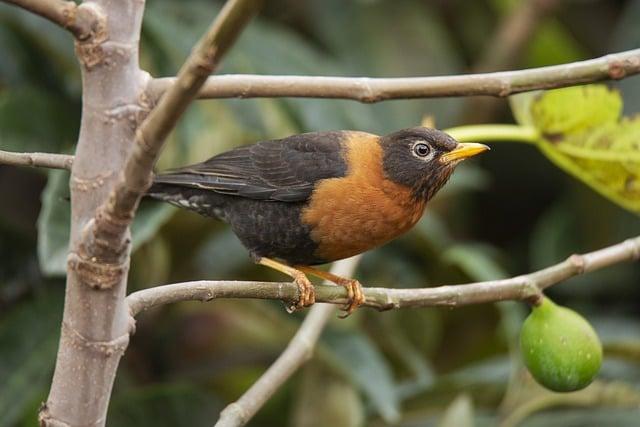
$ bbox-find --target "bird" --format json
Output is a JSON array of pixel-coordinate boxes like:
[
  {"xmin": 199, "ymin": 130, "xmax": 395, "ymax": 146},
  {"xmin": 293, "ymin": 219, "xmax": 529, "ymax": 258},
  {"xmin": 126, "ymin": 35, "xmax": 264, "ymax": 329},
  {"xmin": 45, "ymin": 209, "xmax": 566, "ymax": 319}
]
[{"xmin": 147, "ymin": 127, "xmax": 488, "ymax": 316}]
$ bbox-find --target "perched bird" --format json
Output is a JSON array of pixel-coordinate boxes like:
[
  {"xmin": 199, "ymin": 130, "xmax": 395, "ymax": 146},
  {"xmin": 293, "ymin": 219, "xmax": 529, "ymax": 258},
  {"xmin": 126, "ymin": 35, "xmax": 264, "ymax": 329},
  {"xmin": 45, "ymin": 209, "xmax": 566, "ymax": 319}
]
[{"xmin": 147, "ymin": 127, "xmax": 488, "ymax": 315}]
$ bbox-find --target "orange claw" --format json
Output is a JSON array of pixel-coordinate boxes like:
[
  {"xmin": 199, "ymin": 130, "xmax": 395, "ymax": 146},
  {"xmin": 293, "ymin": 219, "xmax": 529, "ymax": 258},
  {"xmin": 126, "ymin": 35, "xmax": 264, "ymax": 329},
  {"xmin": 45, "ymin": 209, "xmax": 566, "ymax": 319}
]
[
  {"xmin": 256, "ymin": 257, "xmax": 316, "ymax": 311},
  {"xmin": 298, "ymin": 266, "xmax": 366, "ymax": 317}
]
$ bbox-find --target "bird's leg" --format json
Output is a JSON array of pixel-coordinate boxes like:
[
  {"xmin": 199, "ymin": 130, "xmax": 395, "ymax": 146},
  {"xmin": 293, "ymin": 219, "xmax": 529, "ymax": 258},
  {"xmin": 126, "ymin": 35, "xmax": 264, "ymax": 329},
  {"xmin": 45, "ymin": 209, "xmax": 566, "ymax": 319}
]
[
  {"xmin": 255, "ymin": 257, "xmax": 316, "ymax": 311},
  {"xmin": 297, "ymin": 266, "xmax": 365, "ymax": 318}
]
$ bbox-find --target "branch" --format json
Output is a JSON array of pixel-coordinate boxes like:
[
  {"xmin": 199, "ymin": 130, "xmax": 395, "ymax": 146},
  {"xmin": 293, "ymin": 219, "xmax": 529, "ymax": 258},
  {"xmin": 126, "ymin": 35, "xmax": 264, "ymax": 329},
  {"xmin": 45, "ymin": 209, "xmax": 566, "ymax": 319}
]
[
  {"xmin": 2, "ymin": 0, "xmax": 103, "ymax": 40},
  {"xmin": 148, "ymin": 49, "xmax": 640, "ymax": 103},
  {"xmin": 41, "ymin": 0, "xmax": 146, "ymax": 423},
  {"xmin": 126, "ymin": 236, "xmax": 639, "ymax": 426},
  {"xmin": 214, "ymin": 257, "xmax": 360, "ymax": 427},
  {"xmin": 127, "ymin": 236, "xmax": 640, "ymax": 316},
  {"xmin": 0, "ymin": 149, "xmax": 73, "ymax": 170},
  {"xmin": 88, "ymin": 0, "xmax": 262, "ymax": 261}
]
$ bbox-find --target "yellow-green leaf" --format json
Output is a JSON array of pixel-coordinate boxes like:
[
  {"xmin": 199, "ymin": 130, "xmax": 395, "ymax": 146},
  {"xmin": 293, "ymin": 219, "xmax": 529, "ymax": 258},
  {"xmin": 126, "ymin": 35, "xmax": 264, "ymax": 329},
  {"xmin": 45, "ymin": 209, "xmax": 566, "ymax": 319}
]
[
  {"xmin": 553, "ymin": 119, "xmax": 640, "ymax": 162},
  {"xmin": 530, "ymin": 85, "xmax": 622, "ymax": 135},
  {"xmin": 538, "ymin": 142, "xmax": 640, "ymax": 214},
  {"xmin": 509, "ymin": 84, "xmax": 640, "ymax": 214}
]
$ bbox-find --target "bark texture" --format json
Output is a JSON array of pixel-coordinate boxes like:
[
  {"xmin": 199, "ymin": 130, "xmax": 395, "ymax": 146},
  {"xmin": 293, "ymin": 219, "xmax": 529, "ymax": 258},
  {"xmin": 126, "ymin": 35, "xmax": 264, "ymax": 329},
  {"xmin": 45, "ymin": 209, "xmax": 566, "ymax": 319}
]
[{"xmin": 40, "ymin": 1, "xmax": 150, "ymax": 425}]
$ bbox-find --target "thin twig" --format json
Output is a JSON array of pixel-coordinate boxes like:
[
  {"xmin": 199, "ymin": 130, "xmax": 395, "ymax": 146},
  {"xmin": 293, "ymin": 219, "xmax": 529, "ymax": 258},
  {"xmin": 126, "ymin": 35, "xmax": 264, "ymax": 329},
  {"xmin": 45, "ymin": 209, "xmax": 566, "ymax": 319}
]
[
  {"xmin": 88, "ymin": 0, "xmax": 262, "ymax": 260},
  {"xmin": 147, "ymin": 49, "xmax": 640, "ymax": 103},
  {"xmin": 127, "ymin": 236, "xmax": 640, "ymax": 315},
  {"xmin": 2, "ymin": 0, "xmax": 102, "ymax": 40},
  {"xmin": 0, "ymin": 150, "xmax": 73, "ymax": 170},
  {"xmin": 212, "ymin": 257, "xmax": 360, "ymax": 427}
]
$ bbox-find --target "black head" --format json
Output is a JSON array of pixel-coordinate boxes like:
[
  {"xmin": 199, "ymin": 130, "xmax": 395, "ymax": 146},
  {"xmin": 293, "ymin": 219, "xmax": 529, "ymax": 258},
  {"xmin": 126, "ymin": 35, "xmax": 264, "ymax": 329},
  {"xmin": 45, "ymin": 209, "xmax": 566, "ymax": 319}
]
[{"xmin": 379, "ymin": 127, "xmax": 488, "ymax": 201}]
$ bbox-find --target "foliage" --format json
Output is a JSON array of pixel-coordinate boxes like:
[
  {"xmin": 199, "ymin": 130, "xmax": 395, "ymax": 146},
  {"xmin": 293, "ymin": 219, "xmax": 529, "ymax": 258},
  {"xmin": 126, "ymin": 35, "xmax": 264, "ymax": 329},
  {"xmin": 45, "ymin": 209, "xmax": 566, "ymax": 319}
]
[
  {"xmin": 1, "ymin": 1, "xmax": 639, "ymax": 427},
  {"xmin": 510, "ymin": 85, "xmax": 640, "ymax": 214}
]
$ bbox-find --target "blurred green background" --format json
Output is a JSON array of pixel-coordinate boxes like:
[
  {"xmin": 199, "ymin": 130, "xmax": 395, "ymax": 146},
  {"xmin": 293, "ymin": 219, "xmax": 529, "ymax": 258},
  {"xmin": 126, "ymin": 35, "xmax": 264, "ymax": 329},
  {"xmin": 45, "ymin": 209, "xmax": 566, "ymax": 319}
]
[{"xmin": 1, "ymin": 0, "xmax": 640, "ymax": 426}]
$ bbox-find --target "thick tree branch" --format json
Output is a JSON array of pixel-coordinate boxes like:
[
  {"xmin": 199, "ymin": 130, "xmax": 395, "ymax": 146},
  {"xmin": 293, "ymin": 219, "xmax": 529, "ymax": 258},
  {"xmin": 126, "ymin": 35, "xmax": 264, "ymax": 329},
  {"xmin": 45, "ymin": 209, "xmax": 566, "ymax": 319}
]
[
  {"xmin": 2, "ymin": 0, "xmax": 103, "ymax": 40},
  {"xmin": 88, "ymin": 0, "xmax": 262, "ymax": 262},
  {"xmin": 214, "ymin": 257, "xmax": 360, "ymax": 427},
  {"xmin": 0, "ymin": 150, "xmax": 73, "ymax": 170},
  {"xmin": 148, "ymin": 49, "xmax": 640, "ymax": 103},
  {"xmin": 42, "ymin": 2, "xmax": 261, "ymax": 426},
  {"xmin": 127, "ymin": 236, "xmax": 640, "ymax": 316},
  {"xmin": 42, "ymin": 0, "xmax": 148, "ymax": 424}
]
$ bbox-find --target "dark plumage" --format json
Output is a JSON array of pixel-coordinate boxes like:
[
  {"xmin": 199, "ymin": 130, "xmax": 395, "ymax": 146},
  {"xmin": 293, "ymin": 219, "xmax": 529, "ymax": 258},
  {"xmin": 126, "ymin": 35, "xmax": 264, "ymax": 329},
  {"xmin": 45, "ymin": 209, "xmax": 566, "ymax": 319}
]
[
  {"xmin": 149, "ymin": 131, "xmax": 349, "ymax": 265},
  {"xmin": 152, "ymin": 131, "xmax": 347, "ymax": 202},
  {"xmin": 147, "ymin": 127, "xmax": 489, "ymax": 313}
]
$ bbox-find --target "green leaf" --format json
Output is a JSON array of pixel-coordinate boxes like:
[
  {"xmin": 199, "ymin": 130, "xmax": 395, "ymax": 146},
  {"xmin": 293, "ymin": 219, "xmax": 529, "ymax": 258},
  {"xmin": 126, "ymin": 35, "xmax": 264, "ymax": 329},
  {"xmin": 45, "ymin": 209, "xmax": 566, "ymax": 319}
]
[
  {"xmin": 442, "ymin": 243, "xmax": 507, "ymax": 282},
  {"xmin": 536, "ymin": 141, "xmax": 640, "ymax": 214},
  {"xmin": 306, "ymin": 0, "xmax": 463, "ymax": 131},
  {"xmin": 193, "ymin": 228, "xmax": 251, "ymax": 278},
  {"xmin": 37, "ymin": 170, "xmax": 71, "ymax": 276},
  {"xmin": 530, "ymin": 86, "xmax": 622, "ymax": 135},
  {"xmin": 0, "ymin": 4, "xmax": 79, "ymax": 90},
  {"xmin": 551, "ymin": 119, "xmax": 640, "ymax": 162},
  {"xmin": 524, "ymin": 19, "xmax": 587, "ymax": 69},
  {"xmin": 0, "ymin": 86, "xmax": 77, "ymax": 153},
  {"xmin": 439, "ymin": 164, "xmax": 491, "ymax": 197},
  {"xmin": 445, "ymin": 356, "xmax": 512, "ymax": 387},
  {"xmin": 0, "ymin": 291, "xmax": 63, "ymax": 427},
  {"xmin": 509, "ymin": 91, "xmax": 539, "ymax": 127},
  {"xmin": 109, "ymin": 384, "xmax": 221, "ymax": 427},
  {"xmin": 510, "ymin": 85, "xmax": 640, "ymax": 213},
  {"xmin": 324, "ymin": 330, "xmax": 400, "ymax": 423},
  {"xmin": 37, "ymin": 170, "xmax": 175, "ymax": 276}
]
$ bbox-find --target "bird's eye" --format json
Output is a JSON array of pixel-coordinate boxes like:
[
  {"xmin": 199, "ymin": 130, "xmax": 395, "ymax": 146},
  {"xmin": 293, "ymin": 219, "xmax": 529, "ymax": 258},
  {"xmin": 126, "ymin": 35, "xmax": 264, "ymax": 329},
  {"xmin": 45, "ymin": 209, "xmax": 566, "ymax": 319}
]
[{"xmin": 413, "ymin": 142, "xmax": 431, "ymax": 157}]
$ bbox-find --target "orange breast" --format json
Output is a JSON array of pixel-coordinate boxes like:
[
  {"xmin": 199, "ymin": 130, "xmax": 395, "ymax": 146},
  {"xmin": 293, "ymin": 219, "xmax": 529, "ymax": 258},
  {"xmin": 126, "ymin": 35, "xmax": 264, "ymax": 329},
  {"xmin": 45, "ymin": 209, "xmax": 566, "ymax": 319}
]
[{"xmin": 302, "ymin": 132, "xmax": 426, "ymax": 262}]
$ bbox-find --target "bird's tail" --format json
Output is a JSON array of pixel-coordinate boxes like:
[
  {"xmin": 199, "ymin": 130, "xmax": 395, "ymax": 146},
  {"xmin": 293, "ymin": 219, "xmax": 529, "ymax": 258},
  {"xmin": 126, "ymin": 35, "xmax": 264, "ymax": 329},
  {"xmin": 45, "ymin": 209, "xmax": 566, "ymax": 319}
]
[
  {"xmin": 145, "ymin": 181, "xmax": 181, "ymax": 203},
  {"xmin": 145, "ymin": 179, "xmax": 227, "ymax": 220}
]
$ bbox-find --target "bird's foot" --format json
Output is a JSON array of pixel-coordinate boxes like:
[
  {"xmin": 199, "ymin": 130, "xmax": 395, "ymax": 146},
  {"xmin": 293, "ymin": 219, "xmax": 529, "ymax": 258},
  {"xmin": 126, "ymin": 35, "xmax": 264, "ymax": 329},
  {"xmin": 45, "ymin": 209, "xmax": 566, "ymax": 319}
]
[
  {"xmin": 288, "ymin": 271, "xmax": 316, "ymax": 313},
  {"xmin": 297, "ymin": 266, "xmax": 365, "ymax": 318},
  {"xmin": 256, "ymin": 256, "xmax": 316, "ymax": 313},
  {"xmin": 335, "ymin": 278, "xmax": 365, "ymax": 318}
]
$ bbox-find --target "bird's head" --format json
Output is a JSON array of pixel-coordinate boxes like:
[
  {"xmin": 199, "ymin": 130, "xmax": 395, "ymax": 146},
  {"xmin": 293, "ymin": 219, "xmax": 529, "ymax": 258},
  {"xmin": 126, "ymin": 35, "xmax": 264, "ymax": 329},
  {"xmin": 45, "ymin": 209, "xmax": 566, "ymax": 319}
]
[{"xmin": 380, "ymin": 127, "xmax": 489, "ymax": 201}]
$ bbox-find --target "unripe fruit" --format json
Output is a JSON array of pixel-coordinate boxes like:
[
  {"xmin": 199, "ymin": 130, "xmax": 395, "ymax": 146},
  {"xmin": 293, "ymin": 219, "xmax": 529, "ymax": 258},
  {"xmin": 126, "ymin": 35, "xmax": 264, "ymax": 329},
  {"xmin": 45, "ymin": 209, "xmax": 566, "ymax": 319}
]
[{"xmin": 520, "ymin": 297, "xmax": 602, "ymax": 392}]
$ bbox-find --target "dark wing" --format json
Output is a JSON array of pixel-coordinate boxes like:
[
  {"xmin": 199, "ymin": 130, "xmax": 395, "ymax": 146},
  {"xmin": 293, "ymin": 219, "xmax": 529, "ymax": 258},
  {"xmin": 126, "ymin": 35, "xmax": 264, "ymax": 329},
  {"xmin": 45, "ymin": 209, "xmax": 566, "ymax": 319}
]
[{"xmin": 152, "ymin": 131, "xmax": 350, "ymax": 202}]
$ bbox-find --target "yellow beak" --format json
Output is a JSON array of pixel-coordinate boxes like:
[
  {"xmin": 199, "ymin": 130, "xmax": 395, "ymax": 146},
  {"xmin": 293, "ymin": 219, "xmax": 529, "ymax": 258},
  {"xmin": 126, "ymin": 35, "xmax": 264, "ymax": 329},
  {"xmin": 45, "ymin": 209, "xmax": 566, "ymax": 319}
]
[{"xmin": 440, "ymin": 142, "xmax": 490, "ymax": 164}]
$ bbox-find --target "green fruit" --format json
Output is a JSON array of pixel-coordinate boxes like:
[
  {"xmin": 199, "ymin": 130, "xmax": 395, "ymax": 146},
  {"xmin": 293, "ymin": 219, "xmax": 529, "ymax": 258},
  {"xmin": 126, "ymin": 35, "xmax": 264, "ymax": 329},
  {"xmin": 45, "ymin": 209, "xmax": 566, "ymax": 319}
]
[{"xmin": 520, "ymin": 297, "xmax": 602, "ymax": 392}]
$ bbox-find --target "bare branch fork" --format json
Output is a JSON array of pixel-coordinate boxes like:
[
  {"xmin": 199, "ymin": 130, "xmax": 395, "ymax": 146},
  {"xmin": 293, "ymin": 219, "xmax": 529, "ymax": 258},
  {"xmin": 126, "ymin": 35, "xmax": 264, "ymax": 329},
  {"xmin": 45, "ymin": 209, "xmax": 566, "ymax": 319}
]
[
  {"xmin": 2, "ymin": 0, "xmax": 103, "ymax": 40},
  {"xmin": 212, "ymin": 257, "xmax": 360, "ymax": 427},
  {"xmin": 88, "ymin": 0, "xmax": 263, "ymax": 267}
]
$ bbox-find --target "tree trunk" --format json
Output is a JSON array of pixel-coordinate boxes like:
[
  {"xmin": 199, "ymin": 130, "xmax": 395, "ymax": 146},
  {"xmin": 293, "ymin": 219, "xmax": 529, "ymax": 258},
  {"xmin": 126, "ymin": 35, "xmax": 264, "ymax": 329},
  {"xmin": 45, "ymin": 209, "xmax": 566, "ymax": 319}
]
[{"xmin": 40, "ymin": 1, "xmax": 148, "ymax": 425}]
